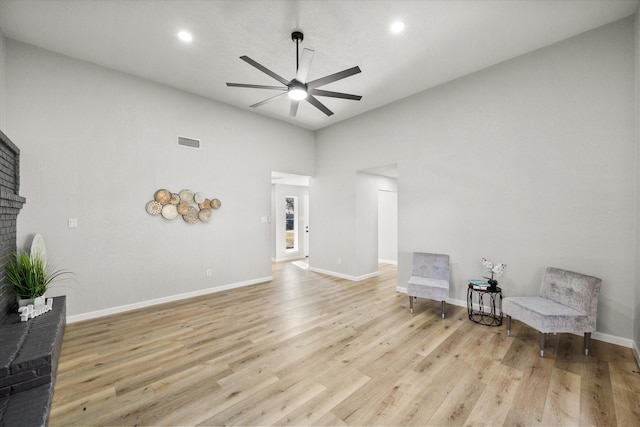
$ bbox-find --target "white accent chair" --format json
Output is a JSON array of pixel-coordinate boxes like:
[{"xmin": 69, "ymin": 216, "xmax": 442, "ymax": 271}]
[
  {"xmin": 407, "ymin": 252, "xmax": 450, "ymax": 318},
  {"xmin": 503, "ymin": 267, "xmax": 601, "ymax": 357}
]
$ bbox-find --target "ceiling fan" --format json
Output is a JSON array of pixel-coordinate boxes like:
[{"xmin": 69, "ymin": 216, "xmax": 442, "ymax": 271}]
[{"xmin": 226, "ymin": 31, "xmax": 362, "ymax": 117}]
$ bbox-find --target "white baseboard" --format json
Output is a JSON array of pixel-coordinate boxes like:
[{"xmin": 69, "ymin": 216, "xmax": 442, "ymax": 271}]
[
  {"xmin": 591, "ymin": 331, "xmax": 635, "ymax": 349},
  {"xmin": 378, "ymin": 259, "xmax": 398, "ymax": 265},
  {"xmin": 396, "ymin": 287, "xmax": 636, "ymax": 350},
  {"xmin": 309, "ymin": 267, "xmax": 379, "ymax": 282},
  {"xmin": 633, "ymin": 341, "xmax": 640, "ymax": 368},
  {"xmin": 67, "ymin": 276, "xmax": 273, "ymax": 323}
]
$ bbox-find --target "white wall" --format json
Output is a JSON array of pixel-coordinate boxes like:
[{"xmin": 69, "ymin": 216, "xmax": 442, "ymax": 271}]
[
  {"xmin": 314, "ymin": 18, "xmax": 635, "ymax": 339},
  {"xmin": 378, "ymin": 189, "xmax": 398, "ymax": 264},
  {"xmin": 6, "ymin": 40, "xmax": 315, "ymax": 318},
  {"xmin": 272, "ymin": 183, "xmax": 308, "ymax": 261}
]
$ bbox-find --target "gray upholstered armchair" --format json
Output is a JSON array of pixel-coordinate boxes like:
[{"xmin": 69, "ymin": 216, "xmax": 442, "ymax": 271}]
[
  {"xmin": 503, "ymin": 267, "xmax": 601, "ymax": 357},
  {"xmin": 407, "ymin": 252, "xmax": 450, "ymax": 318}
]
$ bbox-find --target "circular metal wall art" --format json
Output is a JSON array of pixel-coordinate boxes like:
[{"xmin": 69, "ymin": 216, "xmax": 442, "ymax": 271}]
[
  {"xmin": 146, "ymin": 189, "xmax": 221, "ymax": 224},
  {"xmin": 199, "ymin": 198, "xmax": 212, "ymax": 210},
  {"xmin": 154, "ymin": 189, "xmax": 171, "ymax": 205},
  {"xmin": 179, "ymin": 189, "xmax": 194, "ymax": 204},
  {"xmin": 161, "ymin": 204, "xmax": 178, "ymax": 220},
  {"xmin": 198, "ymin": 208, "xmax": 212, "ymax": 222},
  {"xmin": 183, "ymin": 206, "xmax": 199, "ymax": 224},
  {"xmin": 145, "ymin": 200, "xmax": 162, "ymax": 215},
  {"xmin": 194, "ymin": 192, "xmax": 206, "ymax": 204},
  {"xmin": 177, "ymin": 202, "xmax": 190, "ymax": 215}
]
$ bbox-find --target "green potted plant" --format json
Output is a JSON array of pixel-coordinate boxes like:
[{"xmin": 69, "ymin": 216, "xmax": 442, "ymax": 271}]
[{"xmin": 5, "ymin": 250, "xmax": 71, "ymax": 306}]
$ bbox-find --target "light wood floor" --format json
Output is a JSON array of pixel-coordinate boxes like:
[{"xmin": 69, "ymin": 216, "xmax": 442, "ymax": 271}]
[{"xmin": 50, "ymin": 261, "xmax": 640, "ymax": 426}]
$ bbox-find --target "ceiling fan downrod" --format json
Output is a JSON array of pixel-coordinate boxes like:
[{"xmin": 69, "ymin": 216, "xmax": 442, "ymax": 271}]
[{"xmin": 292, "ymin": 31, "xmax": 304, "ymax": 71}]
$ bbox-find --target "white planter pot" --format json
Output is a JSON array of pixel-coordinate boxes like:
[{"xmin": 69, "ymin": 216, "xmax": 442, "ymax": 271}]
[
  {"xmin": 18, "ymin": 296, "xmax": 45, "ymax": 308},
  {"xmin": 18, "ymin": 298, "xmax": 34, "ymax": 308}
]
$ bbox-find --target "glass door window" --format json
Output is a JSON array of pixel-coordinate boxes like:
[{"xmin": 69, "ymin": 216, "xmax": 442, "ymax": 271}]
[{"xmin": 285, "ymin": 196, "xmax": 297, "ymax": 251}]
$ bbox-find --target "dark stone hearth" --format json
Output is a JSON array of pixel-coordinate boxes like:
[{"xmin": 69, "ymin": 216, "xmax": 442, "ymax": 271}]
[
  {"xmin": 0, "ymin": 384, "xmax": 52, "ymax": 427},
  {"xmin": 0, "ymin": 297, "xmax": 66, "ymax": 426}
]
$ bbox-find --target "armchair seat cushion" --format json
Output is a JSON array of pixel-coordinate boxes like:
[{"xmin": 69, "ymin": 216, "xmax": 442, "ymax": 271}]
[
  {"xmin": 503, "ymin": 296, "xmax": 591, "ymax": 334},
  {"xmin": 407, "ymin": 277, "xmax": 448, "ymax": 300}
]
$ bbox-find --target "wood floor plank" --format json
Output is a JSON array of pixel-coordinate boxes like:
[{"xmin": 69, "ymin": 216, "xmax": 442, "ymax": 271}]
[
  {"xmin": 541, "ymin": 367, "xmax": 581, "ymax": 426},
  {"xmin": 198, "ymin": 375, "xmax": 326, "ymax": 426},
  {"xmin": 394, "ymin": 357, "xmax": 471, "ymax": 426},
  {"xmin": 579, "ymin": 361, "xmax": 618, "ymax": 426},
  {"xmin": 426, "ymin": 367, "xmax": 486, "ymax": 426},
  {"xmin": 48, "ymin": 261, "xmax": 640, "ymax": 426},
  {"xmin": 609, "ymin": 362, "xmax": 640, "ymax": 425},
  {"xmin": 98, "ymin": 362, "xmax": 230, "ymax": 426},
  {"xmin": 512, "ymin": 350, "xmax": 556, "ymax": 421},
  {"xmin": 464, "ymin": 359, "xmax": 522, "ymax": 426},
  {"xmin": 274, "ymin": 366, "xmax": 371, "ymax": 426}
]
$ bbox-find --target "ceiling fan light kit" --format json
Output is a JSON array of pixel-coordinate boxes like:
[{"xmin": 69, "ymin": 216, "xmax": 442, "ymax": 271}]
[
  {"xmin": 226, "ymin": 30, "xmax": 362, "ymax": 117},
  {"xmin": 288, "ymin": 81, "xmax": 307, "ymax": 100}
]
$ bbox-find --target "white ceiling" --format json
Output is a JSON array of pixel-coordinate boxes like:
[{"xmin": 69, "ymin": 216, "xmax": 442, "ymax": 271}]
[{"xmin": 0, "ymin": 0, "xmax": 637, "ymax": 131}]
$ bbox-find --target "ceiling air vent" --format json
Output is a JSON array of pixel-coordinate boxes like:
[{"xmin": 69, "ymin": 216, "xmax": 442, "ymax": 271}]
[{"xmin": 177, "ymin": 136, "xmax": 200, "ymax": 150}]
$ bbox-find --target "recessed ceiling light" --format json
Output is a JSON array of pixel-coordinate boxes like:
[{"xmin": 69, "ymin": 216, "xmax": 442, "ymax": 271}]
[
  {"xmin": 390, "ymin": 21, "xmax": 405, "ymax": 34},
  {"xmin": 177, "ymin": 31, "xmax": 193, "ymax": 43}
]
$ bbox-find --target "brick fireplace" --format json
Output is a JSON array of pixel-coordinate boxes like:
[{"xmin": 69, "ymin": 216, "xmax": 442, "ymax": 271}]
[
  {"xmin": 0, "ymin": 130, "xmax": 66, "ymax": 427},
  {"xmin": 0, "ymin": 130, "xmax": 26, "ymax": 326}
]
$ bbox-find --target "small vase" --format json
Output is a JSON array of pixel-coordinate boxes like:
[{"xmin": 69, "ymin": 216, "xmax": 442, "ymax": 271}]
[
  {"xmin": 18, "ymin": 298, "xmax": 34, "ymax": 308},
  {"xmin": 17, "ymin": 296, "xmax": 45, "ymax": 309},
  {"xmin": 18, "ymin": 298, "xmax": 34, "ymax": 307}
]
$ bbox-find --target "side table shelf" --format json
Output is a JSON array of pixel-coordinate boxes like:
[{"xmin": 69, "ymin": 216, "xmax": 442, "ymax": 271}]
[{"xmin": 467, "ymin": 283, "xmax": 503, "ymax": 327}]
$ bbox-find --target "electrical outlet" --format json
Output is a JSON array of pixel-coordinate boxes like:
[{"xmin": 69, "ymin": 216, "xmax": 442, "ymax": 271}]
[
  {"xmin": 68, "ymin": 218, "xmax": 78, "ymax": 228},
  {"xmin": 206, "ymin": 269, "xmax": 212, "ymax": 277},
  {"xmin": 337, "ymin": 257, "xmax": 342, "ymax": 265}
]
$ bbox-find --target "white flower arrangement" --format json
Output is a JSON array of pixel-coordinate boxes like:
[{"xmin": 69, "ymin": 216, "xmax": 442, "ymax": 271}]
[{"xmin": 482, "ymin": 258, "xmax": 506, "ymax": 285}]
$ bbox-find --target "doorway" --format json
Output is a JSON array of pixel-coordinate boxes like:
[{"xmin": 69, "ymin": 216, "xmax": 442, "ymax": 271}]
[
  {"xmin": 271, "ymin": 171, "xmax": 310, "ymax": 263},
  {"xmin": 357, "ymin": 164, "xmax": 398, "ymax": 272},
  {"xmin": 378, "ymin": 189, "xmax": 398, "ymax": 265}
]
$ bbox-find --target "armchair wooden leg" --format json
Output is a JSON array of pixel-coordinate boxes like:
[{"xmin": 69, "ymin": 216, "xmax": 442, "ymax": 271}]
[
  {"xmin": 409, "ymin": 296, "xmax": 414, "ymax": 314},
  {"xmin": 539, "ymin": 332, "xmax": 545, "ymax": 357},
  {"xmin": 584, "ymin": 332, "xmax": 591, "ymax": 356},
  {"xmin": 441, "ymin": 301, "xmax": 445, "ymax": 319},
  {"xmin": 506, "ymin": 315, "xmax": 511, "ymax": 337}
]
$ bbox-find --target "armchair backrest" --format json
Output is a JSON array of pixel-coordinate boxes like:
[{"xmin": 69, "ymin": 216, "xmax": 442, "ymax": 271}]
[
  {"xmin": 540, "ymin": 267, "xmax": 601, "ymax": 327},
  {"xmin": 411, "ymin": 252, "xmax": 450, "ymax": 281}
]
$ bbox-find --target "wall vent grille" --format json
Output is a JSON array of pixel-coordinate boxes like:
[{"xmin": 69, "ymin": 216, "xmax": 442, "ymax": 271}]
[{"xmin": 177, "ymin": 136, "xmax": 201, "ymax": 150}]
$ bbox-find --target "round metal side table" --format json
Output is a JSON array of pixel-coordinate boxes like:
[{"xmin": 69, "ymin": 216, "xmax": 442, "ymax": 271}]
[{"xmin": 467, "ymin": 283, "xmax": 503, "ymax": 327}]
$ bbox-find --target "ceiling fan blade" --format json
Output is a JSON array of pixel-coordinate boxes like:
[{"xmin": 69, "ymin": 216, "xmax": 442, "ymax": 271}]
[
  {"xmin": 309, "ymin": 89, "xmax": 362, "ymax": 101},
  {"xmin": 240, "ymin": 55, "xmax": 289, "ymax": 86},
  {"xmin": 307, "ymin": 66, "xmax": 361, "ymax": 89},
  {"xmin": 289, "ymin": 100, "xmax": 300, "ymax": 117},
  {"xmin": 306, "ymin": 95, "xmax": 333, "ymax": 116},
  {"xmin": 250, "ymin": 92, "xmax": 287, "ymax": 108},
  {"xmin": 226, "ymin": 83, "xmax": 287, "ymax": 91},
  {"xmin": 295, "ymin": 48, "xmax": 314, "ymax": 83}
]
